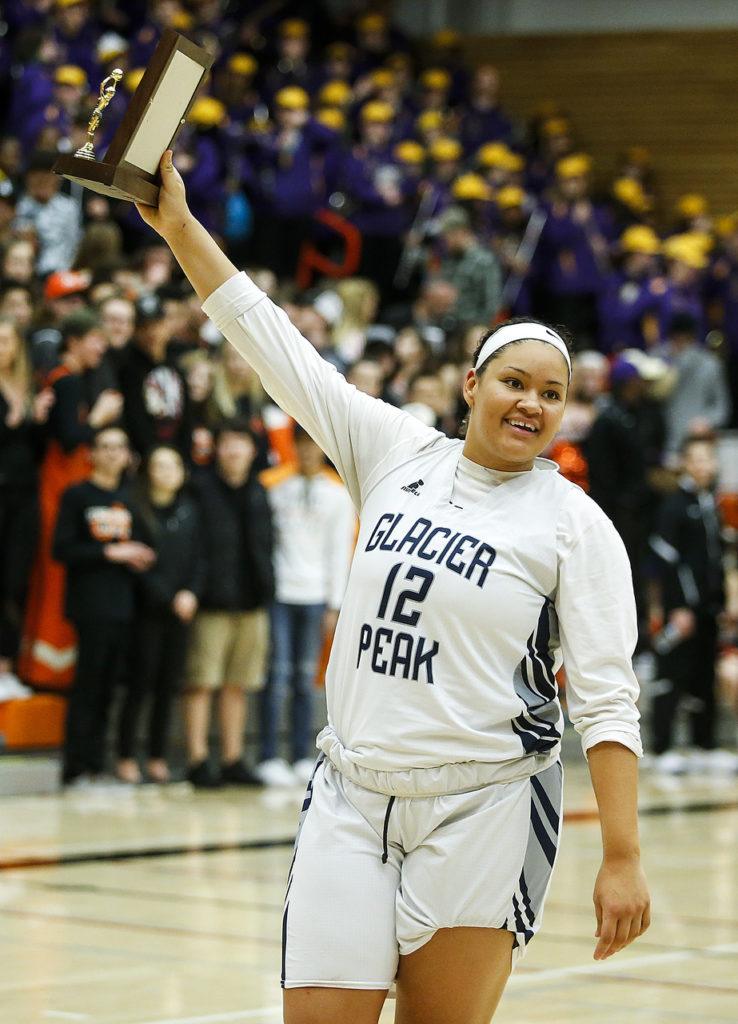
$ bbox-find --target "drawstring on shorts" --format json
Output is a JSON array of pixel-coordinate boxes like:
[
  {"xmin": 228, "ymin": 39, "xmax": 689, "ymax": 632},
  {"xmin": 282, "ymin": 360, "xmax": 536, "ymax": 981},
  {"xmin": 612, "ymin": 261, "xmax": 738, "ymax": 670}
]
[{"xmin": 381, "ymin": 796, "xmax": 396, "ymax": 864}]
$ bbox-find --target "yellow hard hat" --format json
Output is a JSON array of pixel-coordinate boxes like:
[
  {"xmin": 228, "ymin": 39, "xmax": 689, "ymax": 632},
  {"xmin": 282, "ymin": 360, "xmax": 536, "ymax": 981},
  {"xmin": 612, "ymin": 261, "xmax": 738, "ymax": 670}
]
[
  {"xmin": 370, "ymin": 68, "xmax": 395, "ymax": 89},
  {"xmin": 662, "ymin": 233, "xmax": 708, "ymax": 270},
  {"xmin": 623, "ymin": 144, "xmax": 651, "ymax": 168},
  {"xmin": 319, "ymin": 80, "xmax": 352, "ymax": 106},
  {"xmin": 54, "ymin": 64, "xmax": 87, "ymax": 88},
  {"xmin": 556, "ymin": 153, "xmax": 592, "ymax": 179},
  {"xmin": 386, "ymin": 52, "xmax": 412, "ymax": 71},
  {"xmin": 280, "ymin": 18, "xmax": 309, "ymax": 38},
  {"xmin": 315, "ymin": 108, "xmax": 345, "ymax": 132},
  {"xmin": 681, "ymin": 230, "xmax": 714, "ymax": 254},
  {"xmin": 477, "ymin": 142, "xmax": 512, "ymax": 168},
  {"xmin": 124, "ymin": 68, "xmax": 145, "ymax": 93},
  {"xmin": 55, "ymin": 0, "xmax": 85, "ymax": 8},
  {"xmin": 496, "ymin": 185, "xmax": 526, "ymax": 209},
  {"xmin": 275, "ymin": 86, "xmax": 310, "ymax": 110},
  {"xmin": 429, "ymin": 137, "xmax": 462, "ymax": 162},
  {"xmin": 171, "ymin": 10, "xmax": 194, "ymax": 30},
  {"xmin": 416, "ymin": 110, "xmax": 443, "ymax": 133},
  {"xmin": 432, "ymin": 28, "xmax": 462, "ymax": 49},
  {"xmin": 715, "ymin": 213, "xmax": 738, "ymax": 238},
  {"xmin": 612, "ymin": 177, "xmax": 652, "ymax": 214},
  {"xmin": 188, "ymin": 96, "xmax": 226, "ymax": 127},
  {"xmin": 451, "ymin": 173, "xmax": 491, "ymax": 201},
  {"xmin": 676, "ymin": 193, "xmax": 708, "ymax": 219},
  {"xmin": 228, "ymin": 53, "xmax": 258, "ymax": 77},
  {"xmin": 394, "ymin": 140, "xmax": 426, "ymax": 164},
  {"xmin": 357, "ymin": 13, "xmax": 387, "ymax": 32},
  {"xmin": 325, "ymin": 42, "xmax": 352, "ymax": 59},
  {"xmin": 505, "ymin": 151, "xmax": 524, "ymax": 172},
  {"xmin": 420, "ymin": 68, "xmax": 451, "ymax": 92},
  {"xmin": 620, "ymin": 225, "xmax": 661, "ymax": 256},
  {"xmin": 541, "ymin": 116, "xmax": 570, "ymax": 138},
  {"xmin": 361, "ymin": 100, "xmax": 394, "ymax": 123}
]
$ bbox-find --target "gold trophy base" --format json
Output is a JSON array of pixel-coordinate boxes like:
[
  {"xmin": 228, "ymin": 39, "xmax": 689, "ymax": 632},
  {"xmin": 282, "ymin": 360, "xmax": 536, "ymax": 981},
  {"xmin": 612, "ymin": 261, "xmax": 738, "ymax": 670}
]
[{"xmin": 53, "ymin": 155, "xmax": 159, "ymax": 206}]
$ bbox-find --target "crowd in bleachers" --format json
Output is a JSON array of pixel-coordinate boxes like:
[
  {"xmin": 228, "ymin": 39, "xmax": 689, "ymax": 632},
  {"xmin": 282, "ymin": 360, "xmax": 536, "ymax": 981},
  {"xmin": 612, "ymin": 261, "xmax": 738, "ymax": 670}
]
[{"xmin": 1, "ymin": 0, "xmax": 737, "ymax": 786}]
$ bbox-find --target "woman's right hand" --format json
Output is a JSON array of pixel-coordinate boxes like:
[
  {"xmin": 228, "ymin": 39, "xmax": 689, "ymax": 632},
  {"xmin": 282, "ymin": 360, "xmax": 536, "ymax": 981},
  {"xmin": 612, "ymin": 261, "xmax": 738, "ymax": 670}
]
[
  {"xmin": 88, "ymin": 389, "xmax": 124, "ymax": 428},
  {"xmin": 135, "ymin": 150, "xmax": 192, "ymax": 240}
]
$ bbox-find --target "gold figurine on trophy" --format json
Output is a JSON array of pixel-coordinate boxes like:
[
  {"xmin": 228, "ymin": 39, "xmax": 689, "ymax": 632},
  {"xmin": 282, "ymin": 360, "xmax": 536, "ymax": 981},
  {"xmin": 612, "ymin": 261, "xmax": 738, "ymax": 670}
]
[
  {"xmin": 75, "ymin": 69, "xmax": 123, "ymax": 161},
  {"xmin": 54, "ymin": 30, "xmax": 214, "ymax": 204}
]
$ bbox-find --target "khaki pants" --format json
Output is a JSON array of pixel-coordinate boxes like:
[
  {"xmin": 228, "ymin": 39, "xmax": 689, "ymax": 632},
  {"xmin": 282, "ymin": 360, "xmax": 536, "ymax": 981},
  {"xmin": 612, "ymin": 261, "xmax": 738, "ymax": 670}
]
[{"xmin": 185, "ymin": 609, "xmax": 269, "ymax": 691}]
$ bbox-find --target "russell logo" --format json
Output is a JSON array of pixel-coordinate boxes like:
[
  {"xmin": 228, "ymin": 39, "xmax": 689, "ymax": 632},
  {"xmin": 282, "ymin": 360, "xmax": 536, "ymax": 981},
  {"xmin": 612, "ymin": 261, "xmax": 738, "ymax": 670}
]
[{"xmin": 401, "ymin": 478, "xmax": 425, "ymax": 495}]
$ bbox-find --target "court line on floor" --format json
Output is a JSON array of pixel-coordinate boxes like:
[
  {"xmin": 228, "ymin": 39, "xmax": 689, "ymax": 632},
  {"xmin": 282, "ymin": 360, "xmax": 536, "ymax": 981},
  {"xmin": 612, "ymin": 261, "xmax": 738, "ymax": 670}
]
[
  {"xmin": 0, "ymin": 906, "xmax": 283, "ymax": 946},
  {"xmin": 546, "ymin": 900, "xmax": 738, "ymax": 930},
  {"xmin": 1, "ymin": 796, "xmax": 736, "ymax": 871},
  {"xmin": 18, "ymin": 881, "xmax": 723, "ymax": 958},
  {"xmin": 509, "ymin": 940, "xmax": 738, "ymax": 989}
]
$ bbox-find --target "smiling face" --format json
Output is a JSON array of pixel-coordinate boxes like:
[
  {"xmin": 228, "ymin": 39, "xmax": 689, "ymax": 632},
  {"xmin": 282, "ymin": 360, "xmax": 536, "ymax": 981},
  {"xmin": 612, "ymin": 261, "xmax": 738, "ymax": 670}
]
[{"xmin": 462, "ymin": 339, "xmax": 569, "ymax": 471}]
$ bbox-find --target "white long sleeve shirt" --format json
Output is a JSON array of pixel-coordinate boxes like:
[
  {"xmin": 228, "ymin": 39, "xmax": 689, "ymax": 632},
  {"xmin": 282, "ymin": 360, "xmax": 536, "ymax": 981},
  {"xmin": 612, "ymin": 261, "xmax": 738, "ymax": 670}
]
[
  {"xmin": 262, "ymin": 467, "xmax": 355, "ymax": 608},
  {"xmin": 203, "ymin": 273, "xmax": 642, "ymax": 797}
]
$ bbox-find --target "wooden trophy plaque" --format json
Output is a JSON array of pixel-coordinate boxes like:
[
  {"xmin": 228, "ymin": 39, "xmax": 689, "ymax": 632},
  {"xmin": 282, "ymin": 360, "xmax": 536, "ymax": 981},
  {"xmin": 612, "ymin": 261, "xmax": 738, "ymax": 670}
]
[{"xmin": 53, "ymin": 30, "xmax": 214, "ymax": 205}]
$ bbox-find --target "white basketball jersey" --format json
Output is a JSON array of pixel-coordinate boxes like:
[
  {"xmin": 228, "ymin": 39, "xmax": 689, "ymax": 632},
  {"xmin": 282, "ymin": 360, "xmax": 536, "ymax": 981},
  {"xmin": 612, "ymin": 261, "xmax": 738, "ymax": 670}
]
[{"xmin": 204, "ymin": 274, "xmax": 642, "ymax": 796}]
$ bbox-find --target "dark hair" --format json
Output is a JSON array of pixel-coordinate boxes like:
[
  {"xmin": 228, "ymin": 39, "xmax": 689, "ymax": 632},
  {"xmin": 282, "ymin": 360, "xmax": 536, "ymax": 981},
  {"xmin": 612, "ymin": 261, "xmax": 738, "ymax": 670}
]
[
  {"xmin": 25, "ymin": 150, "xmax": 58, "ymax": 174},
  {"xmin": 458, "ymin": 317, "xmax": 573, "ymax": 438},
  {"xmin": 294, "ymin": 422, "xmax": 317, "ymax": 443},
  {"xmin": 667, "ymin": 312, "xmax": 699, "ymax": 339},
  {"xmin": 136, "ymin": 444, "xmax": 186, "ymax": 537},
  {"xmin": 213, "ymin": 415, "xmax": 256, "ymax": 443},
  {"xmin": 60, "ymin": 309, "xmax": 100, "ymax": 345}
]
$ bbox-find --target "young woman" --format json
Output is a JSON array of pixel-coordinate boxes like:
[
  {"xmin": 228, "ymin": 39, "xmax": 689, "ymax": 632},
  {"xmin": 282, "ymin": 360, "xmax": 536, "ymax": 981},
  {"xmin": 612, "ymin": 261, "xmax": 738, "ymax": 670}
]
[
  {"xmin": 20, "ymin": 310, "xmax": 123, "ymax": 688},
  {"xmin": 137, "ymin": 153, "xmax": 650, "ymax": 1024},
  {"xmin": 117, "ymin": 445, "xmax": 204, "ymax": 784},
  {"xmin": 0, "ymin": 318, "xmax": 51, "ymax": 674}
]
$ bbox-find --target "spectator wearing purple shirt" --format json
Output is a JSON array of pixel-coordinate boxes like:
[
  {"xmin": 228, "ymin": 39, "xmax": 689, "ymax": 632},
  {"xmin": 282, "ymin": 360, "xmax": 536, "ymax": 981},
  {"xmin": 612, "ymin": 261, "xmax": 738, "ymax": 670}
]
[
  {"xmin": 247, "ymin": 87, "xmax": 335, "ymax": 279},
  {"xmin": 535, "ymin": 153, "xmax": 616, "ymax": 348},
  {"xmin": 460, "ymin": 65, "xmax": 514, "ymax": 155},
  {"xmin": 598, "ymin": 226, "xmax": 663, "ymax": 353}
]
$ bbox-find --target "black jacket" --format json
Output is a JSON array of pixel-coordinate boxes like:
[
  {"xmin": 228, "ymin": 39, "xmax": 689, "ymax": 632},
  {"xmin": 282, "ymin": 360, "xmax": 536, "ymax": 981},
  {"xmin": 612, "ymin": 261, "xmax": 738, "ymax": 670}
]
[
  {"xmin": 138, "ymin": 492, "xmax": 207, "ymax": 612},
  {"xmin": 0, "ymin": 394, "xmax": 40, "ymax": 489},
  {"xmin": 649, "ymin": 481, "xmax": 724, "ymax": 615},
  {"xmin": 193, "ymin": 468, "xmax": 274, "ymax": 611},
  {"xmin": 119, "ymin": 345, "xmax": 192, "ymax": 456},
  {"xmin": 53, "ymin": 479, "xmax": 150, "ymax": 623}
]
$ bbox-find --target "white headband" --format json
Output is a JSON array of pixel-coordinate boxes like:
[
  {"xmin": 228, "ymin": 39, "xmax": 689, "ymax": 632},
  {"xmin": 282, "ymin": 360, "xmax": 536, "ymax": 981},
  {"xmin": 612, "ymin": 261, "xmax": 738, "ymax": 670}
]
[{"xmin": 475, "ymin": 323, "xmax": 572, "ymax": 378}]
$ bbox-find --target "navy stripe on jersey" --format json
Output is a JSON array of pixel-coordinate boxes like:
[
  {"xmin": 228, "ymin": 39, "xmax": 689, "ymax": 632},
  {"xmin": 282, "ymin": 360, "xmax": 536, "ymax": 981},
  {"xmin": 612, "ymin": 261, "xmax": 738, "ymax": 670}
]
[
  {"xmin": 531, "ymin": 774, "xmax": 561, "ymax": 833},
  {"xmin": 282, "ymin": 754, "xmax": 324, "ymax": 988},
  {"xmin": 505, "ymin": 762, "xmax": 562, "ymax": 949},
  {"xmin": 530, "ymin": 800, "xmax": 557, "ymax": 867},
  {"xmin": 511, "ymin": 602, "xmax": 561, "ymax": 754}
]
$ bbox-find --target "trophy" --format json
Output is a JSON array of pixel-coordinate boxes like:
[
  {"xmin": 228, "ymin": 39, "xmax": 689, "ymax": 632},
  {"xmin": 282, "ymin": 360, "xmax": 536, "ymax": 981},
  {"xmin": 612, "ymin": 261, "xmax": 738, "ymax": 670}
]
[{"xmin": 53, "ymin": 30, "xmax": 214, "ymax": 205}]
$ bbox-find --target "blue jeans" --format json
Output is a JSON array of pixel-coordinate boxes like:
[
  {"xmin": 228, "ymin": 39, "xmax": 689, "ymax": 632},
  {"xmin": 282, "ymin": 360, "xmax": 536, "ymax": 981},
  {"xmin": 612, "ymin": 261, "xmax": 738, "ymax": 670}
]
[{"xmin": 259, "ymin": 601, "xmax": 325, "ymax": 762}]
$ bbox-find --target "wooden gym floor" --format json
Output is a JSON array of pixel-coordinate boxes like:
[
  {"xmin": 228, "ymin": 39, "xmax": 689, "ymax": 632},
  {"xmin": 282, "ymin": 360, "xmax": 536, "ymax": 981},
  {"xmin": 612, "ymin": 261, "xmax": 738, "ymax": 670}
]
[{"xmin": 0, "ymin": 762, "xmax": 737, "ymax": 1024}]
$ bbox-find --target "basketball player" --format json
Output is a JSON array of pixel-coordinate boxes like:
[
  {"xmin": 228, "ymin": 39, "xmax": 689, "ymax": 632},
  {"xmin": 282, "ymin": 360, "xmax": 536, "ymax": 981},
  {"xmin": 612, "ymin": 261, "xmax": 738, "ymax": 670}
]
[{"xmin": 138, "ymin": 152, "xmax": 650, "ymax": 1024}]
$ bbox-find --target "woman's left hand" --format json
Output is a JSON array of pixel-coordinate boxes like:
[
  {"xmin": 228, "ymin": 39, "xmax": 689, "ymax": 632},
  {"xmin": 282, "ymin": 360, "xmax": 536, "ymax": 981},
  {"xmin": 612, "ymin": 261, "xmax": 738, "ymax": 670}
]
[{"xmin": 593, "ymin": 854, "xmax": 650, "ymax": 960}]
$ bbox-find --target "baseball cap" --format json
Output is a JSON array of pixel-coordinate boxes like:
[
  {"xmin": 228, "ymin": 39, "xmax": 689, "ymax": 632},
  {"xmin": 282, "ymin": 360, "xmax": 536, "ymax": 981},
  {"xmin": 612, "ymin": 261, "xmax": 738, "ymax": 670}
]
[{"xmin": 44, "ymin": 269, "xmax": 92, "ymax": 301}]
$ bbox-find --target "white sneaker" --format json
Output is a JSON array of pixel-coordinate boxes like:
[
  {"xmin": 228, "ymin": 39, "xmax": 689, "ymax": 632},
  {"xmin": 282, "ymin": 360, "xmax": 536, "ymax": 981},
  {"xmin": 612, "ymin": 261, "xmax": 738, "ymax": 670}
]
[
  {"xmin": 292, "ymin": 758, "xmax": 317, "ymax": 785},
  {"xmin": 690, "ymin": 749, "xmax": 738, "ymax": 775},
  {"xmin": 254, "ymin": 758, "xmax": 297, "ymax": 787},
  {"xmin": 652, "ymin": 751, "xmax": 689, "ymax": 775}
]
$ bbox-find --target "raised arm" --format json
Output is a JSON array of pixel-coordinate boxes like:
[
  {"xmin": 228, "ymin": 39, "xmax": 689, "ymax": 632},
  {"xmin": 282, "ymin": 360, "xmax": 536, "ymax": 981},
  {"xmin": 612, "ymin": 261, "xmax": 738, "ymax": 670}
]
[
  {"xmin": 137, "ymin": 153, "xmax": 440, "ymax": 508},
  {"xmin": 136, "ymin": 151, "xmax": 236, "ymax": 301}
]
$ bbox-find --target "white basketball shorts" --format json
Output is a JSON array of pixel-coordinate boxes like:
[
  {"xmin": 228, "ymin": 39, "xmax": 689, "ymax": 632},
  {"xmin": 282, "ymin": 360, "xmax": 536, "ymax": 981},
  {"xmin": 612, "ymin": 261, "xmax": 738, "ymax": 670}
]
[{"xmin": 282, "ymin": 755, "xmax": 563, "ymax": 989}]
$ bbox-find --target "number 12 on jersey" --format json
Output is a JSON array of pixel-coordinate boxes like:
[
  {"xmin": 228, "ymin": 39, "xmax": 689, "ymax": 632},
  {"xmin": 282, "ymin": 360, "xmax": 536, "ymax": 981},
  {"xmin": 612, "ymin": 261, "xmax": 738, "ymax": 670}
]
[{"xmin": 356, "ymin": 563, "xmax": 439, "ymax": 684}]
